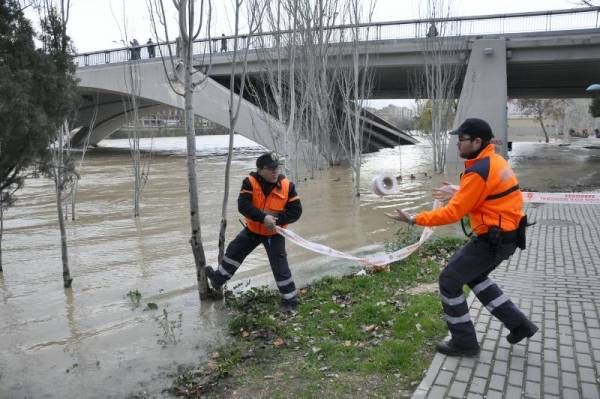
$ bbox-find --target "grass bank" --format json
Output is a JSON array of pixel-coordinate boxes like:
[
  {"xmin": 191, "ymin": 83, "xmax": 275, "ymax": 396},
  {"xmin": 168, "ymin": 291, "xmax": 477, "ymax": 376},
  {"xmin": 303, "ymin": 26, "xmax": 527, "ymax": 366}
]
[{"xmin": 168, "ymin": 232, "xmax": 465, "ymax": 398}]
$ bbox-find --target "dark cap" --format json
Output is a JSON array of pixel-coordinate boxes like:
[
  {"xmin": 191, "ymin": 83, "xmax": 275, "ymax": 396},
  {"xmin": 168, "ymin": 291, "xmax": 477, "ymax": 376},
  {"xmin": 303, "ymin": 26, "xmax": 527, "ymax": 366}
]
[
  {"xmin": 450, "ymin": 118, "xmax": 494, "ymax": 141},
  {"xmin": 256, "ymin": 152, "xmax": 282, "ymax": 169}
]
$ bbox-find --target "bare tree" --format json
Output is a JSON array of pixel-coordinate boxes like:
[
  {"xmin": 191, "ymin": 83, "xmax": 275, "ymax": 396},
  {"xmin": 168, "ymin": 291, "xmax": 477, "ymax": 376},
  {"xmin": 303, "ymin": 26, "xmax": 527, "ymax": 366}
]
[
  {"xmin": 37, "ymin": 0, "xmax": 77, "ymax": 288},
  {"xmin": 411, "ymin": 0, "xmax": 465, "ymax": 173},
  {"xmin": 218, "ymin": 0, "xmax": 265, "ymax": 267},
  {"xmin": 335, "ymin": 0, "xmax": 376, "ymax": 196},
  {"xmin": 147, "ymin": 0, "xmax": 213, "ymax": 299},
  {"xmin": 0, "ymin": 190, "xmax": 9, "ymax": 273},
  {"xmin": 249, "ymin": 0, "xmax": 343, "ymax": 180},
  {"xmin": 516, "ymin": 98, "xmax": 568, "ymax": 143}
]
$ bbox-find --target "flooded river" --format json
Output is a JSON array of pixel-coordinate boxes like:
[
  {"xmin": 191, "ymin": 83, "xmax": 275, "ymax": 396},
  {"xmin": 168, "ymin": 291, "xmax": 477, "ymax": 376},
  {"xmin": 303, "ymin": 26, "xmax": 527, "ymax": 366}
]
[{"xmin": 1, "ymin": 136, "xmax": 599, "ymax": 398}]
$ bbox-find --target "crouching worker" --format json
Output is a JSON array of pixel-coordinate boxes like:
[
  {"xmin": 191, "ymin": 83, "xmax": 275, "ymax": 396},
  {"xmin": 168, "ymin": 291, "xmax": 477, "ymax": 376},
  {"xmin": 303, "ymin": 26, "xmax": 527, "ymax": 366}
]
[
  {"xmin": 206, "ymin": 152, "xmax": 302, "ymax": 312},
  {"xmin": 386, "ymin": 118, "xmax": 538, "ymax": 356}
]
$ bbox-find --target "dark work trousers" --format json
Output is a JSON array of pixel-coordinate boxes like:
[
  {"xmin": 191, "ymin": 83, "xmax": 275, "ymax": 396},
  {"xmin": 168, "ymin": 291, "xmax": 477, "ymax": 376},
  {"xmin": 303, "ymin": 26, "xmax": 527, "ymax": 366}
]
[
  {"xmin": 439, "ymin": 236, "xmax": 530, "ymax": 347},
  {"xmin": 212, "ymin": 228, "xmax": 297, "ymax": 304}
]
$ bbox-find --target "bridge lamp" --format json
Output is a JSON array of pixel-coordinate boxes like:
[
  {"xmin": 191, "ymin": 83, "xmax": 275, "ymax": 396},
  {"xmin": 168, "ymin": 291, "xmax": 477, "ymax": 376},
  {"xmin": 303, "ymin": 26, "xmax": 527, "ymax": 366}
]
[{"xmin": 586, "ymin": 84, "xmax": 600, "ymax": 118}]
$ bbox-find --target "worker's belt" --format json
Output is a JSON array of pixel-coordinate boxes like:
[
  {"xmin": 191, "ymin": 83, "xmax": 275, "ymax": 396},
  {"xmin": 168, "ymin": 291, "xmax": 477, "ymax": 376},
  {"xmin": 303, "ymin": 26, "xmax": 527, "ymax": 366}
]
[{"xmin": 477, "ymin": 230, "xmax": 518, "ymax": 244}]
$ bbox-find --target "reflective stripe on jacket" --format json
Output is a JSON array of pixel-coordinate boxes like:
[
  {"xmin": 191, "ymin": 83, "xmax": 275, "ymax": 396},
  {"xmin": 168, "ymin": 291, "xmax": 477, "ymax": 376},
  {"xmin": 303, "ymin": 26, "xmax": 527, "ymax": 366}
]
[
  {"xmin": 245, "ymin": 174, "xmax": 290, "ymax": 236},
  {"xmin": 415, "ymin": 144, "xmax": 523, "ymax": 235}
]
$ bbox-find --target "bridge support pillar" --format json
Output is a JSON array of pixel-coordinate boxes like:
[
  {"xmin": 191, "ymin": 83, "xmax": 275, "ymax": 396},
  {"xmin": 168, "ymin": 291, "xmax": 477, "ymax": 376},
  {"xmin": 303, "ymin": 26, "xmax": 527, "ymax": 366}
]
[{"xmin": 446, "ymin": 39, "xmax": 508, "ymax": 173}]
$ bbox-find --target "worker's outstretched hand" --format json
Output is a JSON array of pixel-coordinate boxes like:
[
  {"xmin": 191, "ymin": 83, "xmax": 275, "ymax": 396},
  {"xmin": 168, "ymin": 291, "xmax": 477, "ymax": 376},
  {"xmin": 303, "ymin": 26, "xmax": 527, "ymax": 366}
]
[
  {"xmin": 432, "ymin": 181, "xmax": 457, "ymax": 204},
  {"xmin": 385, "ymin": 209, "xmax": 412, "ymax": 224}
]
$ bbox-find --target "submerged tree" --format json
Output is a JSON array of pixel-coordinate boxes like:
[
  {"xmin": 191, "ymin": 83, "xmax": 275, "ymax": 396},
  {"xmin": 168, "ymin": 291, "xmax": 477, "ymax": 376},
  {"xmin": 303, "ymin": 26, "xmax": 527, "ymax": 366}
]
[
  {"xmin": 0, "ymin": 0, "xmax": 77, "ymax": 275},
  {"xmin": 411, "ymin": 0, "xmax": 465, "ymax": 173},
  {"xmin": 37, "ymin": 0, "xmax": 80, "ymax": 288},
  {"xmin": 516, "ymin": 98, "xmax": 568, "ymax": 143},
  {"xmin": 217, "ymin": 0, "xmax": 265, "ymax": 268},
  {"xmin": 147, "ymin": 0, "xmax": 213, "ymax": 299}
]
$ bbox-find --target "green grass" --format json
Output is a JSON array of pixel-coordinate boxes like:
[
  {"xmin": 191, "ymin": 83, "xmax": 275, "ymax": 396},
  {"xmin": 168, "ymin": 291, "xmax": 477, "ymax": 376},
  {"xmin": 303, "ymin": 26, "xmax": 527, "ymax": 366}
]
[{"xmin": 169, "ymin": 234, "xmax": 466, "ymax": 398}]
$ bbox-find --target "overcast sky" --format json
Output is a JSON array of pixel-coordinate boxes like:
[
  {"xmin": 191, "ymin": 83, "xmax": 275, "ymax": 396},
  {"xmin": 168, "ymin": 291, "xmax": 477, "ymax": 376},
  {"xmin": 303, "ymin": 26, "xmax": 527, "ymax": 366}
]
[{"xmin": 39, "ymin": 0, "xmax": 587, "ymax": 108}]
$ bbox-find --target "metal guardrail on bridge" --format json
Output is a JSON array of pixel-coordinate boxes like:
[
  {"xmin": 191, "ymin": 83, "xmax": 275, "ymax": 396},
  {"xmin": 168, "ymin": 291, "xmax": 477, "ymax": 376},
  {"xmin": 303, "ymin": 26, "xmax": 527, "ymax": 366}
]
[{"xmin": 75, "ymin": 7, "xmax": 600, "ymax": 67}]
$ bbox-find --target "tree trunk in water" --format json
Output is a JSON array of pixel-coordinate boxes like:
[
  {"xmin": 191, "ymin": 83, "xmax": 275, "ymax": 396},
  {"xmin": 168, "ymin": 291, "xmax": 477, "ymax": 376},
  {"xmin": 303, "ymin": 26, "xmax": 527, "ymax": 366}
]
[
  {"xmin": 0, "ymin": 204, "xmax": 4, "ymax": 273},
  {"xmin": 56, "ymin": 181, "xmax": 72, "ymax": 288},
  {"xmin": 184, "ymin": 51, "xmax": 209, "ymax": 300},
  {"xmin": 539, "ymin": 120, "xmax": 550, "ymax": 143}
]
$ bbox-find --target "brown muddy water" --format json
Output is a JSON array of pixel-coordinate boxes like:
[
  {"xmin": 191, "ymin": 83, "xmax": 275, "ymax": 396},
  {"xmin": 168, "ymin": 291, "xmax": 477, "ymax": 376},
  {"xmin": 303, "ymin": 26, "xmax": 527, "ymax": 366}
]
[{"xmin": 1, "ymin": 136, "xmax": 599, "ymax": 398}]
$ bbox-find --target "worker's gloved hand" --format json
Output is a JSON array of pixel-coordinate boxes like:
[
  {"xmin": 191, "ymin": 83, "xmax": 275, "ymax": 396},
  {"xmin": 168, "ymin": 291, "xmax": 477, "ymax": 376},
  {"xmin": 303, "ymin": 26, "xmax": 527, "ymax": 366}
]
[{"xmin": 263, "ymin": 214, "xmax": 278, "ymax": 230}]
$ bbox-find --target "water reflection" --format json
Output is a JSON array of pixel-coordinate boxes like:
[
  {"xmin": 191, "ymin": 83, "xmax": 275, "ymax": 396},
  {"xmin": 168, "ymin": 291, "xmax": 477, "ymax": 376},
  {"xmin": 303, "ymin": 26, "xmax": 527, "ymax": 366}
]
[{"xmin": 1, "ymin": 136, "xmax": 599, "ymax": 397}]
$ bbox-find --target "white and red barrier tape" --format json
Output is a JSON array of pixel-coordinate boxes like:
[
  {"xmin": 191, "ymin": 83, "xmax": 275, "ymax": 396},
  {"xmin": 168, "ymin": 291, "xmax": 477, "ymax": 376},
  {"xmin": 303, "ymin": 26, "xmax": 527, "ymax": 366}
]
[{"xmin": 276, "ymin": 190, "xmax": 600, "ymax": 269}]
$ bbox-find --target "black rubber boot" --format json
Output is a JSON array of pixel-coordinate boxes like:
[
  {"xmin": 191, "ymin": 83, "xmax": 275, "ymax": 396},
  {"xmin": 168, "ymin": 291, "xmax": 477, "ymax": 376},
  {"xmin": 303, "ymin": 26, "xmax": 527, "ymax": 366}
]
[
  {"xmin": 507, "ymin": 320, "xmax": 539, "ymax": 344},
  {"xmin": 436, "ymin": 340, "xmax": 480, "ymax": 357}
]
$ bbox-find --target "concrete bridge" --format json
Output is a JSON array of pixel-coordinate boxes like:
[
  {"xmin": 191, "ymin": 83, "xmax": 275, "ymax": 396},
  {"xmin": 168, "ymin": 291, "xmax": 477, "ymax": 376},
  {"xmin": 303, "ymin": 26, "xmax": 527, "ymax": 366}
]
[{"xmin": 74, "ymin": 7, "xmax": 600, "ymax": 162}]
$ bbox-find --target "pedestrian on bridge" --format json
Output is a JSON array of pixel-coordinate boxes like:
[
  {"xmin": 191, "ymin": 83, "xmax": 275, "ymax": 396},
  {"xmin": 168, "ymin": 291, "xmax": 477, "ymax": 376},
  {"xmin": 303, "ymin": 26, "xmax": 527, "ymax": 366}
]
[
  {"xmin": 386, "ymin": 118, "xmax": 538, "ymax": 356},
  {"xmin": 146, "ymin": 38, "xmax": 156, "ymax": 58},
  {"xmin": 206, "ymin": 152, "xmax": 302, "ymax": 312}
]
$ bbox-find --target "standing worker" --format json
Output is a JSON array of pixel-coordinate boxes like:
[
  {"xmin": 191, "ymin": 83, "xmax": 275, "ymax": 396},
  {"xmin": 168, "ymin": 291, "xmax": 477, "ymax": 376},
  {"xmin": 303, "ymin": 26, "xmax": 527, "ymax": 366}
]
[
  {"xmin": 386, "ymin": 118, "xmax": 538, "ymax": 356},
  {"xmin": 206, "ymin": 152, "xmax": 302, "ymax": 312}
]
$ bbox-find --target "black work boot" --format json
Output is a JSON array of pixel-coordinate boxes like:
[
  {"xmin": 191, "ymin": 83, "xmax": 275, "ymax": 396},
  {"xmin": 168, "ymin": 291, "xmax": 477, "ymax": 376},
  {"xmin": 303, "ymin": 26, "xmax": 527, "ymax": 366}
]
[
  {"xmin": 280, "ymin": 298, "xmax": 298, "ymax": 314},
  {"xmin": 205, "ymin": 266, "xmax": 223, "ymax": 290},
  {"xmin": 436, "ymin": 339, "xmax": 480, "ymax": 357},
  {"xmin": 506, "ymin": 320, "xmax": 539, "ymax": 344}
]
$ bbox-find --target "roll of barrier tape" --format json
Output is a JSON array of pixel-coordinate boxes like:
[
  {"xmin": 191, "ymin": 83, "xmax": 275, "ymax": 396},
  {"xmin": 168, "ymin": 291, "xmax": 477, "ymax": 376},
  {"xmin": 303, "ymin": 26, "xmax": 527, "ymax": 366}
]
[{"xmin": 371, "ymin": 174, "xmax": 398, "ymax": 196}]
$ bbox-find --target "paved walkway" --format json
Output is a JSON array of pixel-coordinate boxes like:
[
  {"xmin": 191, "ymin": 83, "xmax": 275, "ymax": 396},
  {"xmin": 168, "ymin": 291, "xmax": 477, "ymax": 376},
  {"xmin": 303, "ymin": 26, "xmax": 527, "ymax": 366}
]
[{"xmin": 412, "ymin": 203, "xmax": 600, "ymax": 399}]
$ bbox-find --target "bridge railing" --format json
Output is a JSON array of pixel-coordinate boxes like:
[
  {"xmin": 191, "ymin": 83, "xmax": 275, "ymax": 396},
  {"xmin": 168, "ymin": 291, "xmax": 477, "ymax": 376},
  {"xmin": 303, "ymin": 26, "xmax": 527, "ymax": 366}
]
[{"xmin": 76, "ymin": 7, "xmax": 600, "ymax": 67}]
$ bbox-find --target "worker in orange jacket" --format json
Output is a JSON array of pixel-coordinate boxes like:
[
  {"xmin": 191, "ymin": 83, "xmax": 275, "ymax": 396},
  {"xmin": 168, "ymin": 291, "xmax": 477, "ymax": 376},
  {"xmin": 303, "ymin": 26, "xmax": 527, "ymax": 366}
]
[
  {"xmin": 386, "ymin": 118, "xmax": 538, "ymax": 356},
  {"xmin": 206, "ymin": 152, "xmax": 302, "ymax": 312}
]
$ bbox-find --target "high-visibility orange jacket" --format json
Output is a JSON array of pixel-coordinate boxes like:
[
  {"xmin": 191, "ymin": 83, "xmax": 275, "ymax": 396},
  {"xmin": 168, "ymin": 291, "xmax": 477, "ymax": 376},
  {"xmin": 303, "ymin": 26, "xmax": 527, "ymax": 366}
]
[
  {"xmin": 244, "ymin": 175, "xmax": 299, "ymax": 236},
  {"xmin": 415, "ymin": 144, "xmax": 523, "ymax": 235}
]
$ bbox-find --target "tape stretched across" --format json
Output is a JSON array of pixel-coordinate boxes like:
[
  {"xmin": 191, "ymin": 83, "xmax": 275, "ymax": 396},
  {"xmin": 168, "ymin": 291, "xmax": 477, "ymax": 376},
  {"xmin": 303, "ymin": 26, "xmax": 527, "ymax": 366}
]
[
  {"xmin": 276, "ymin": 189, "xmax": 600, "ymax": 269},
  {"xmin": 276, "ymin": 199, "xmax": 443, "ymax": 268}
]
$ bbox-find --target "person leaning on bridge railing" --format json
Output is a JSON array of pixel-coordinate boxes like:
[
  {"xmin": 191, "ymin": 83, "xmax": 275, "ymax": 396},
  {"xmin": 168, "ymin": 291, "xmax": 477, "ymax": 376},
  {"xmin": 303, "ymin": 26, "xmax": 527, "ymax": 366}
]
[{"xmin": 386, "ymin": 118, "xmax": 538, "ymax": 357}]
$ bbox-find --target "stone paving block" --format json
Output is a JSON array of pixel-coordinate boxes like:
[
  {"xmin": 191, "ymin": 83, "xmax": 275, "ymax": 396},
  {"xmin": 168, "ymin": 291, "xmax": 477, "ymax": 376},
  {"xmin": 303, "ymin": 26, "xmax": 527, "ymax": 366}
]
[
  {"xmin": 544, "ymin": 362, "xmax": 560, "ymax": 378},
  {"xmin": 560, "ymin": 357, "xmax": 576, "ymax": 372},
  {"xmin": 579, "ymin": 367, "xmax": 597, "ymax": 383},
  {"xmin": 425, "ymin": 385, "xmax": 447, "ymax": 399},
  {"xmin": 575, "ymin": 341, "xmax": 590, "ymax": 353},
  {"xmin": 468, "ymin": 377, "xmax": 486, "ymax": 394},
  {"xmin": 509, "ymin": 356, "xmax": 525, "ymax": 371},
  {"xmin": 574, "ymin": 330, "xmax": 589, "ymax": 341},
  {"xmin": 454, "ymin": 366, "xmax": 472, "ymax": 382},
  {"xmin": 435, "ymin": 370, "xmax": 453, "ymax": 386},
  {"xmin": 524, "ymin": 381, "xmax": 541, "ymax": 399},
  {"xmin": 485, "ymin": 390, "xmax": 504, "ymax": 399},
  {"xmin": 543, "ymin": 349, "xmax": 558, "ymax": 362},
  {"xmin": 542, "ymin": 375, "xmax": 560, "ymax": 395},
  {"xmin": 559, "ymin": 344, "xmax": 574, "ymax": 358},
  {"xmin": 473, "ymin": 364, "xmax": 490, "ymax": 378},
  {"xmin": 528, "ymin": 341, "xmax": 542, "ymax": 353},
  {"xmin": 506, "ymin": 385, "xmax": 523, "ymax": 398},
  {"xmin": 442, "ymin": 357, "xmax": 459, "ymax": 370},
  {"xmin": 488, "ymin": 373, "xmax": 505, "ymax": 391},
  {"xmin": 527, "ymin": 352, "xmax": 542, "ymax": 367},
  {"xmin": 561, "ymin": 371, "xmax": 579, "ymax": 389},
  {"xmin": 577, "ymin": 352, "xmax": 594, "ymax": 367},
  {"xmin": 478, "ymin": 350, "xmax": 493, "ymax": 365},
  {"xmin": 562, "ymin": 388, "xmax": 580, "ymax": 399},
  {"xmin": 581, "ymin": 383, "xmax": 600, "ymax": 399},
  {"xmin": 465, "ymin": 393, "xmax": 484, "ymax": 399},
  {"xmin": 526, "ymin": 365, "xmax": 541, "ymax": 382},
  {"xmin": 492, "ymin": 360, "xmax": 508, "ymax": 375},
  {"xmin": 508, "ymin": 369, "xmax": 524, "ymax": 387},
  {"xmin": 447, "ymin": 381, "xmax": 467, "ymax": 399}
]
